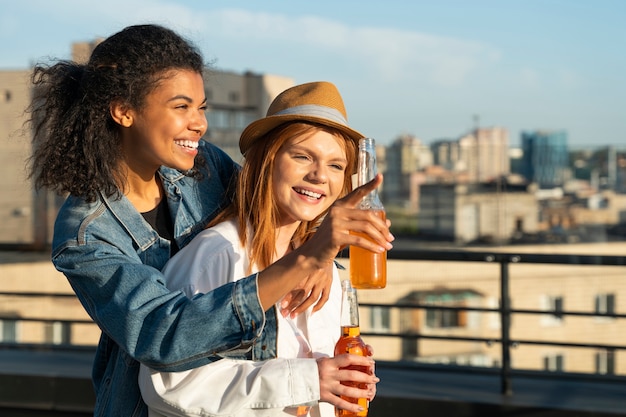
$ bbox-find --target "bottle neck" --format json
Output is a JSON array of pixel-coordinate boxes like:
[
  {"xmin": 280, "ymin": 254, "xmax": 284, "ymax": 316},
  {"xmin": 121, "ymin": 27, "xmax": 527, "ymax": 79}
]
[
  {"xmin": 357, "ymin": 138, "xmax": 384, "ymax": 210},
  {"xmin": 357, "ymin": 138, "xmax": 377, "ymax": 183},
  {"xmin": 339, "ymin": 280, "xmax": 360, "ymax": 327}
]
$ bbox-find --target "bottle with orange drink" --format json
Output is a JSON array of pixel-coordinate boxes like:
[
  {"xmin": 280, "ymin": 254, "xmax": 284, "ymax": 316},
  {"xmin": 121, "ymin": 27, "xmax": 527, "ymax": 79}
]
[
  {"xmin": 334, "ymin": 280, "xmax": 369, "ymax": 417},
  {"xmin": 350, "ymin": 137, "xmax": 387, "ymax": 289}
]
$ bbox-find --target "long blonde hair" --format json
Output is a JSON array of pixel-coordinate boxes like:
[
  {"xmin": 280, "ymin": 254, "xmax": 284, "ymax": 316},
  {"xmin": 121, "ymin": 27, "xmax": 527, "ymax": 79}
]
[{"xmin": 208, "ymin": 122, "xmax": 357, "ymax": 273}]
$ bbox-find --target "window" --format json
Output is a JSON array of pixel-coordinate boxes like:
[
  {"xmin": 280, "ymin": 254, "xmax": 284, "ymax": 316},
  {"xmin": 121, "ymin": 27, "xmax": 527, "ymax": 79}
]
[
  {"xmin": 425, "ymin": 304, "xmax": 466, "ymax": 329},
  {"xmin": 400, "ymin": 288, "xmax": 480, "ymax": 331},
  {"xmin": 228, "ymin": 91, "xmax": 240, "ymax": 103},
  {"xmin": 487, "ymin": 297, "xmax": 501, "ymax": 330},
  {"xmin": 44, "ymin": 321, "xmax": 71, "ymax": 345},
  {"xmin": 234, "ymin": 111, "xmax": 256, "ymax": 130},
  {"xmin": 401, "ymin": 338, "xmax": 418, "ymax": 359},
  {"xmin": 540, "ymin": 295, "xmax": 564, "ymax": 326},
  {"xmin": 0, "ymin": 319, "xmax": 18, "ymax": 342},
  {"xmin": 595, "ymin": 349, "xmax": 615, "ymax": 375},
  {"xmin": 543, "ymin": 353, "xmax": 564, "ymax": 371},
  {"xmin": 208, "ymin": 109, "xmax": 253, "ymax": 131},
  {"xmin": 369, "ymin": 306, "xmax": 390, "ymax": 332},
  {"xmin": 208, "ymin": 110, "xmax": 230, "ymax": 129},
  {"xmin": 595, "ymin": 293, "xmax": 616, "ymax": 319}
]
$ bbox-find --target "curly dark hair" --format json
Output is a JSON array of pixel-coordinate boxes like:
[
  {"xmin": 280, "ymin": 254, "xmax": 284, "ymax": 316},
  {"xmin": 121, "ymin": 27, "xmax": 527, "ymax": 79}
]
[{"xmin": 27, "ymin": 24, "xmax": 206, "ymax": 202}]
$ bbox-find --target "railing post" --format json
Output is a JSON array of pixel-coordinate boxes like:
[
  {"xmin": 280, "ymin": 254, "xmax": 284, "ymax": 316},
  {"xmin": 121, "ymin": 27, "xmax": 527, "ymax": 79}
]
[{"xmin": 500, "ymin": 258, "xmax": 513, "ymax": 395}]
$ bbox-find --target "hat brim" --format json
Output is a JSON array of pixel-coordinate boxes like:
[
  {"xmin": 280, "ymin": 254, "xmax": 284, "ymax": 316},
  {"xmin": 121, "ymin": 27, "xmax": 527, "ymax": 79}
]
[{"xmin": 239, "ymin": 114, "xmax": 364, "ymax": 155}]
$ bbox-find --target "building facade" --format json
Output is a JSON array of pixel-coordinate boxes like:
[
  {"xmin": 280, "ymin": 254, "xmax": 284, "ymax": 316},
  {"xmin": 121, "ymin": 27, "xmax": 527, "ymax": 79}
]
[
  {"xmin": 0, "ymin": 70, "xmax": 38, "ymax": 246},
  {"xmin": 458, "ymin": 127, "xmax": 510, "ymax": 183},
  {"xmin": 417, "ymin": 182, "xmax": 539, "ymax": 244},
  {"xmin": 521, "ymin": 130, "xmax": 569, "ymax": 189},
  {"xmin": 383, "ymin": 134, "xmax": 432, "ymax": 210},
  {"xmin": 430, "ymin": 127, "xmax": 510, "ymax": 184}
]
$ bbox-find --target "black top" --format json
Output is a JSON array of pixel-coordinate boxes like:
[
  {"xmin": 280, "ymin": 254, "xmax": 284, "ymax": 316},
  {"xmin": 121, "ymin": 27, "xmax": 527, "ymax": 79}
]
[{"xmin": 141, "ymin": 198, "xmax": 179, "ymax": 256}]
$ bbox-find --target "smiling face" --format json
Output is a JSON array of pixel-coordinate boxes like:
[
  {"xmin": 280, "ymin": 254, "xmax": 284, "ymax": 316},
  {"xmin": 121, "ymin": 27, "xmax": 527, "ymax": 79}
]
[
  {"xmin": 119, "ymin": 69, "xmax": 208, "ymax": 176},
  {"xmin": 272, "ymin": 129, "xmax": 349, "ymax": 226}
]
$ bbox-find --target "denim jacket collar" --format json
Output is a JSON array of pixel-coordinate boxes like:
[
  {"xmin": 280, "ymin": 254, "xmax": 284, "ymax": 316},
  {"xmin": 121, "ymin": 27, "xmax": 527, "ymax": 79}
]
[{"xmin": 96, "ymin": 166, "xmax": 189, "ymax": 252}]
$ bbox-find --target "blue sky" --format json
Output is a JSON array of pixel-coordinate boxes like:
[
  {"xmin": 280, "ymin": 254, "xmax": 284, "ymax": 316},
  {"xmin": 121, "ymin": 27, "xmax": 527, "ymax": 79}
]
[{"xmin": 1, "ymin": 0, "xmax": 624, "ymax": 148}]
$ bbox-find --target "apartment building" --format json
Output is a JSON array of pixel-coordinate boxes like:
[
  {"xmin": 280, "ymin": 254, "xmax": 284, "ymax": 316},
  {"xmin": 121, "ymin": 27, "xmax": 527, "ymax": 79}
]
[
  {"xmin": 417, "ymin": 181, "xmax": 539, "ymax": 244},
  {"xmin": 0, "ymin": 70, "xmax": 39, "ymax": 246},
  {"xmin": 383, "ymin": 134, "xmax": 432, "ymax": 211},
  {"xmin": 521, "ymin": 130, "xmax": 569, "ymax": 189},
  {"xmin": 458, "ymin": 127, "xmax": 511, "ymax": 183}
]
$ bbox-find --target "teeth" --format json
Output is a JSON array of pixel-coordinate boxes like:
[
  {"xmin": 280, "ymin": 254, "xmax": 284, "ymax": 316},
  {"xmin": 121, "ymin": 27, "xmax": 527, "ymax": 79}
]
[
  {"xmin": 296, "ymin": 188, "xmax": 322, "ymax": 199},
  {"xmin": 175, "ymin": 140, "xmax": 199, "ymax": 149}
]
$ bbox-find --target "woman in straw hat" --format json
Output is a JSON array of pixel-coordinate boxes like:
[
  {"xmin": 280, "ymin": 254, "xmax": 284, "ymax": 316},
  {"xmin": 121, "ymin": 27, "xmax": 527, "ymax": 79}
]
[
  {"xmin": 139, "ymin": 82, "xmax": 381, "ymax": 417},
  {"xmin": 28, "ymin": 22, "xmax": 391, "ymax": 417}
]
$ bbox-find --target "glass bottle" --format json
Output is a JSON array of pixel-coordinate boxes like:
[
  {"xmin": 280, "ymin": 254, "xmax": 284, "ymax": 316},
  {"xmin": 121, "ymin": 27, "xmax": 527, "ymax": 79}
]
[
  {"xmin": 334, "ymin": 280, "xmax": 369, "ymax": 417},
  {"xmin": 350, "ymin": 137, "xmax": 387, "ymax": 289}
]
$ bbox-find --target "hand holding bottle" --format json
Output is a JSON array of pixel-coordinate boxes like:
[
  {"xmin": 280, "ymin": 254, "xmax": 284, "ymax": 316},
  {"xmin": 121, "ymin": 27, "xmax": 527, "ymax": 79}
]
[
  {"xmin": 291, "ymin": 173, "xmax": 392, "ymax": 269},
  {"xmin": 316, "ymin": 354, "xmax": 378, "ymax": 414},
  {"xmin": 350, "ymin": 138, "xmax": 387, "ymax": 289},
  {"xmin": 333, "ymin": 280, "xmax": 374, "ymax": 416},
  {"xmin": 274, "ymin": 173, "xmax": 393, "ymax": 317}
]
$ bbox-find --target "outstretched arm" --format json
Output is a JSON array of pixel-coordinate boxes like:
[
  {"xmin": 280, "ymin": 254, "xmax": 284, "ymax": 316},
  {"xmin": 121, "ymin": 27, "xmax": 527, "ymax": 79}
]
[
  {"xmin": 258, "ymin": 174, "xmax": 393, "ymax": 316},
  {"xmin": 139, "ymin": 354, "xmax": 378, "ymax": 416}
]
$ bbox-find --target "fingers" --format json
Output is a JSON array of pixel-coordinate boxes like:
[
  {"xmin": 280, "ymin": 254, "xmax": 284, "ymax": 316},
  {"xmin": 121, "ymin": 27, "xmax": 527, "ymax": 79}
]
[
  {"xmin": 345, "ymin": 212, "xmax": 393, "ymax": 252},
  {"xmin": 337, "ymin": 173, "xmax": 383, "ymax": 208},
  {"xmin": 311, "ymin": 284, "xmax": 330, "ymax": 313},
  {"xmin": 326, "ymin": 395, "xmax": 364, "ymax": 413},
  {"xmin": 332, "ymin": 173, "xmax": 394, "ymax": 249},
  {"xmin": 317, "ymin": 355, "xmax": 379, "ymax": 413},
  {"xmin": 332, "ymin": 353, "xmax": 376, "ymax": 370},
  {"xmin": 367, "ymin": 381, "xmax": 377, "ymax": 401},
  {"xmin": 280, "ymin": 268, "xmax": 333, "ymax": 317},
  {"xmin": 287, "ymin": 290, "xmax": 317, "ymax": 318},
  {"xmin": 279, "ymin": 289, "xmax": 305, "ymax": 317}
]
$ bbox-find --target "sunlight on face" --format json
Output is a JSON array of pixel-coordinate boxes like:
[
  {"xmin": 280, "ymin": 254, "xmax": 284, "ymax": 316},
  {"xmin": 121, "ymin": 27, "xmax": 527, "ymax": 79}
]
[
  {"xmin": 272, "ymin": 130, "xmax": 349, "ymax": 226},
  {"xmin": 121, "ymin": 70, "xmax": 207, "ymax": 176}
]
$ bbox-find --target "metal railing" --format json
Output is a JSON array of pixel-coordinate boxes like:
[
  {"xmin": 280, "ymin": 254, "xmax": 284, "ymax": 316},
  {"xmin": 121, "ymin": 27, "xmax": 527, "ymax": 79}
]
[
  {"xmin": 358, "ymin": 248, "xmax": 626, "ymax": 395},
  {"xmin": 2, "ymin": 248, "xmax": 625, "ymax": 397}
]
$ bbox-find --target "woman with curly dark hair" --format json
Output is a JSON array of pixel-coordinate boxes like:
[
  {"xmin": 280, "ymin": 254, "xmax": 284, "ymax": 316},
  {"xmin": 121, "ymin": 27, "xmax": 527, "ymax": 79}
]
[{"xmin": 27, "ymin": 24, "xmax": 392, "ymax": 417}]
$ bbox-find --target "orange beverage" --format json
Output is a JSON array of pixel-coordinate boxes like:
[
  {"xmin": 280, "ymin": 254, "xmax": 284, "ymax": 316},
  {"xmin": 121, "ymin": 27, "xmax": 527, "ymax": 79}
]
[
  {"xmin": 349, "ymin": 210, "xmax": 387, "ymax": 289},
  {"xmin": 334, "ymin": 325, "xmax": 369, "ymax": 417},
  {"xmin": 335, "ymin": 280, "xmax": 370, "ymax": 417},
  {"xmin": 296, "ymin": 405, "xmax": 311, "ymax": 415}
]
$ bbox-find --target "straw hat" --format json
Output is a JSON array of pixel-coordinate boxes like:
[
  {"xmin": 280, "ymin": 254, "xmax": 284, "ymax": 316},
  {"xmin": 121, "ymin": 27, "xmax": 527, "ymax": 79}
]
[{"xmin": 239, "ymin": 81, "xmax": 364, "ymax": 155}]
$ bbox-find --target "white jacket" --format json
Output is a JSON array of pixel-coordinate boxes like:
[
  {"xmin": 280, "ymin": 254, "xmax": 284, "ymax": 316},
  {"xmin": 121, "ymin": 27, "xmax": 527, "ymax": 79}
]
[{"xmin": 139, "ymin": 220, "xmax": 341, "ymax": 417}]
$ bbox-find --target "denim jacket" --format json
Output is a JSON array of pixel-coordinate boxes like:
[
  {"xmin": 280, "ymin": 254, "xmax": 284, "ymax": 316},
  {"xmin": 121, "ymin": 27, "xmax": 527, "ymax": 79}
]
[{"xmin": 51, "ymin": 141, "xmax": 266, "ymax": 417}]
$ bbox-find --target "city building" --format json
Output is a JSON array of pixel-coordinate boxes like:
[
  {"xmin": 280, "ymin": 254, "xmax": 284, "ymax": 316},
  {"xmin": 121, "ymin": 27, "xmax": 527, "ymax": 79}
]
[
  {"xmin": 0, "ymin": 70, "xmax": 39, "ymax": 246},
  {"xmin": 382, "ymin": 134, "xmax": 432, "ymax": 211},
  {"xmin": 431, "ymin": 138, "xmax": 461, "ymax": 171},
  {"xmin": 430, "ymin": 127, "xmax": 510, "ymax": 184},
  {"xmin": 521, "ymin": 130, "xmax": 569, "ymax": 189},
  {"xmin": 458, "ymin": 127, "xmax": 511, "ymax": 183},
  {"xmin": 417, "ymin": 181, "xmax": 539, "ymax": 244},
  {"xmin": 0, "ymin": 41, "xmax": 294, "ymax": 246}
]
